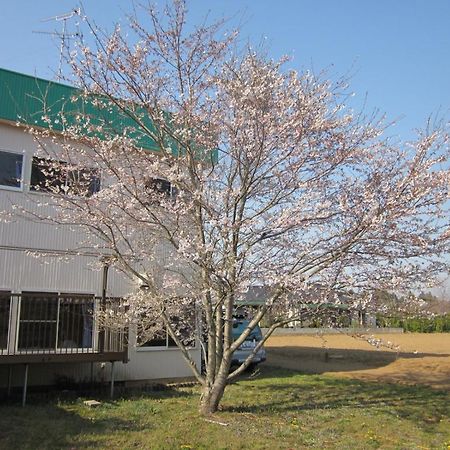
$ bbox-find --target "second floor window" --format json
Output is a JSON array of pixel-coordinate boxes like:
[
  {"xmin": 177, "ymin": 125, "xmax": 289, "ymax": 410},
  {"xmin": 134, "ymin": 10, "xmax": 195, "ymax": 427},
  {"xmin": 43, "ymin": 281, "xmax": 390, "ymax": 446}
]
[
  {"xmin": 0, "ymin": 150, "xmax": 23, "ymax": 189},
  {"xmin": 145, "ymin": 177, "xmax": 178, "ymax": 200},
  {"xmin": 30, "ymin": 157, "xmax": 101, "ymax": 197}
]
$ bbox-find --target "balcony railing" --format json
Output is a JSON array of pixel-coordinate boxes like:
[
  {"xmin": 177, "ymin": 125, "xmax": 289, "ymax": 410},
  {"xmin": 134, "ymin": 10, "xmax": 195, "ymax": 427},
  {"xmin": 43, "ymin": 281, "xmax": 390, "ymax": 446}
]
[{"xmin": 0, "ymin": 293, "xmax": 126, "ymax": 361}]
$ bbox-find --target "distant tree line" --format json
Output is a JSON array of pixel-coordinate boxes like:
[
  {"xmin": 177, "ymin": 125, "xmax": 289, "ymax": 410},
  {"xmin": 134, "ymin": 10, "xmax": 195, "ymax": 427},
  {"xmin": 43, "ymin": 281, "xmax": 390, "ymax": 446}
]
[
  {"xmin": 376, "ymin": 313, "xmax": 450, "ymax": 332},
  {"xmin": 374, "ymin": 290, "xmax": 450, "ymax": 332}
]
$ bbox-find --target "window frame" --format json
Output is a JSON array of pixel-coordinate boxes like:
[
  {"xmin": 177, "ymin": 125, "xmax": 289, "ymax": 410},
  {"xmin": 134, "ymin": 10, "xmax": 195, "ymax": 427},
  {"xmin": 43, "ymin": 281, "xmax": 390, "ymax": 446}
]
[{"xmin": 0, "ymin": 149, "xmax": 24, "ymax": 192}]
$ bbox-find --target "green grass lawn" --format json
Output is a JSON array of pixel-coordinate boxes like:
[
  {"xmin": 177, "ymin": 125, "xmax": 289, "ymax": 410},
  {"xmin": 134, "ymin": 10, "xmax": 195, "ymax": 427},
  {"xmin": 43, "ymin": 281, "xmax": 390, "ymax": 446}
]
[{"xmin": 0, "ymin": 366, "xmax": 448, "ymax": 449}]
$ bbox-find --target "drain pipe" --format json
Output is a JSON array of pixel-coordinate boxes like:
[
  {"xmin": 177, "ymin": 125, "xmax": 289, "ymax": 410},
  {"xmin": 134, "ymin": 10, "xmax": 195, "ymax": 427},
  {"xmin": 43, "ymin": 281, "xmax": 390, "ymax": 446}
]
[{"xmin": 99, "ymin": 258, "xmax": 110, "ymax": 353}]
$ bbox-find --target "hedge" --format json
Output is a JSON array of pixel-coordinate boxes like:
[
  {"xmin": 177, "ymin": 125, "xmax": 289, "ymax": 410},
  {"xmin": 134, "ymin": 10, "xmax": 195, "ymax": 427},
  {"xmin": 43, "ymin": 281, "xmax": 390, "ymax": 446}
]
[{"xmin": 376, "ymin": 314, "xmax": 450, "ymax": 333}]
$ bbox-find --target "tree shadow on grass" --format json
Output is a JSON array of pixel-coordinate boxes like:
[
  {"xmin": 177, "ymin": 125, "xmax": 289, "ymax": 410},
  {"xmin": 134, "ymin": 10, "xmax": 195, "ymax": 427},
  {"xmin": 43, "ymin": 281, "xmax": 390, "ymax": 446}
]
[
  {"xmin": 226, "ymin": 366, "xmax": 449, "ymax": 428},
  {"xmin": 1, "ymin": 379, "xmax": 193, "ymax": 405},
  {"xmin": 0, "ymin": 402, "xmax": 138, "ymax": 449},
  {"xmin": 0, "ymin": 385, "xmax": 196, "ymax": 449},
  {"xmin": 258, "ymin": 346, "xmax": 450, "ymax": 392},
  {"xmin": 266, "ymin": 345, "xmax": 450, "ymax": 372}
]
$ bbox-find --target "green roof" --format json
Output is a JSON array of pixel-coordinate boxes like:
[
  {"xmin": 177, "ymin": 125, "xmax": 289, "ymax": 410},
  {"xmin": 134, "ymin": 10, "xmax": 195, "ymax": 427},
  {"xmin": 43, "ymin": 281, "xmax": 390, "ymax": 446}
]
[{"xmin": 0, "ymin": 67, "xmax": 217, "ymax": 163}]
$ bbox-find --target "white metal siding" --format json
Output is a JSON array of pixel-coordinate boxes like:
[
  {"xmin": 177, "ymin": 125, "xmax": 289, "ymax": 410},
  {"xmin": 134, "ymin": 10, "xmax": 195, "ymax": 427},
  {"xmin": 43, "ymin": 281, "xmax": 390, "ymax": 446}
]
[
  {"xmin": 0, "ymin": 122, "xmax": 201, "ymax": 385},
  {"xmin": 0, "ymin": 248, "xmax": 129, "ymax": 296}
]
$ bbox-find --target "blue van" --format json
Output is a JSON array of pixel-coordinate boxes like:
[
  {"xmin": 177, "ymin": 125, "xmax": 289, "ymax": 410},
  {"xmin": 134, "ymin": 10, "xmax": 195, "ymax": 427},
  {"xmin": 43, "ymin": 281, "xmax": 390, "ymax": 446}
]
[{"xmin": 231, "ymin": 320, "xmax": 266, "ymax": 367}]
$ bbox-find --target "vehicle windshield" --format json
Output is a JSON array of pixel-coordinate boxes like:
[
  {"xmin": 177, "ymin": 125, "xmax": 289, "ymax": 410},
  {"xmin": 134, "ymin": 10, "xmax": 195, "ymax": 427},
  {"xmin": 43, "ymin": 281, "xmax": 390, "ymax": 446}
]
[{"xmin": 232, "ymin": 321, "xmax": 262, "ymax": 341}]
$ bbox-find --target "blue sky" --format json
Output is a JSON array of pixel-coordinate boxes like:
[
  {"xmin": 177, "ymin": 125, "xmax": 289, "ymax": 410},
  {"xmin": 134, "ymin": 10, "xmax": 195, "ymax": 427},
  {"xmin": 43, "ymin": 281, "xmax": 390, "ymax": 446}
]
[{"xmin": 1, "ymin": 0, "xmax": 449, "ymax": 141}]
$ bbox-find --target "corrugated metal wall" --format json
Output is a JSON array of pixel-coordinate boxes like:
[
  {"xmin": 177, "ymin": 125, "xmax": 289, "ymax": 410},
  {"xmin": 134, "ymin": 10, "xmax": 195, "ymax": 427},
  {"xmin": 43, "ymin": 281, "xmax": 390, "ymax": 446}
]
[
  {"xmin": 0, "ymin": 122, "xmax": 201, "ymax": 385},
  {"xmin": 0, "ymin": 249, "xmax": 129, "ymax": 296}
]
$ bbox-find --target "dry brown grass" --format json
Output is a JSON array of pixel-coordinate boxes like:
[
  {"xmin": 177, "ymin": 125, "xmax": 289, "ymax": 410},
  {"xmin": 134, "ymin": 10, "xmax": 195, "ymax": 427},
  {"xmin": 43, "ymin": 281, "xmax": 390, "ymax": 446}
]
[{"xmin": 265, "ymin": 332, "xmax": 450, "ymax": 390}]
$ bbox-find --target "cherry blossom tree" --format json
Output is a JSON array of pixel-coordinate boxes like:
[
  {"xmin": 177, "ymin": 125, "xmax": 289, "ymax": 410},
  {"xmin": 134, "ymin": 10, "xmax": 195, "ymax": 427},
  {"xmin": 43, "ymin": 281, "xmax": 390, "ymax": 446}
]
[{"xmin": 27, "ymin": 0, "xmax": 449, "ymax": 414}]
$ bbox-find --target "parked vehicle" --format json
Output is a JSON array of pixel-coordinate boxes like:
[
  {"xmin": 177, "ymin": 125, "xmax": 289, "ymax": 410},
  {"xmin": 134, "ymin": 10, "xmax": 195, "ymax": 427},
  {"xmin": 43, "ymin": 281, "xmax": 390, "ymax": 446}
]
[
  {"xmin": 200, "ymin": 319, "xmax": 266, "ymax": 372},
  {"xmin": 231, "ymin": 319, "xmax": 266, "ymax": 367}
]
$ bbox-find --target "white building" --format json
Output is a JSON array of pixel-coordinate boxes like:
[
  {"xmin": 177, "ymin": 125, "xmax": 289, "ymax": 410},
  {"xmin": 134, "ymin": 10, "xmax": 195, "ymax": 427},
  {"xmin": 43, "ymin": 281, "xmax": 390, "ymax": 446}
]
[{"xmin": 0, "ymin": 68, "xmax": 201, "ymax": 399}]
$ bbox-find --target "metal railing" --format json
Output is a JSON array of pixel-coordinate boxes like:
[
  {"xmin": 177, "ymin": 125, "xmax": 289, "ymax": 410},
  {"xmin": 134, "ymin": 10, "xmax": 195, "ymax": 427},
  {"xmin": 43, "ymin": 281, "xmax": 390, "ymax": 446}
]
[{"xmin": 0, "ymin": 293, "xmax": 126, "ymax": 357}]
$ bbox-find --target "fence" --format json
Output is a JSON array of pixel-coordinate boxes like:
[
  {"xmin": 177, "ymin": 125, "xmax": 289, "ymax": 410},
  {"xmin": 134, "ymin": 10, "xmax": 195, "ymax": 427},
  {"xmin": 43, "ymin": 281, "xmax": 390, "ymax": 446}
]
[{"xmin": 0, "ymin": 293, "xmax": 126, "ymax": 357}]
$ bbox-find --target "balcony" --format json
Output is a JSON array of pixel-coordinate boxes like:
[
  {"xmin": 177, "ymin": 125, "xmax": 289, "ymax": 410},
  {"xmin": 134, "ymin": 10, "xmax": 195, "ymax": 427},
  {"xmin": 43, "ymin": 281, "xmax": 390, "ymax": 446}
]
[{"xmin": 0, "ymin": 292, "xmax": 127, "ymax": 365}]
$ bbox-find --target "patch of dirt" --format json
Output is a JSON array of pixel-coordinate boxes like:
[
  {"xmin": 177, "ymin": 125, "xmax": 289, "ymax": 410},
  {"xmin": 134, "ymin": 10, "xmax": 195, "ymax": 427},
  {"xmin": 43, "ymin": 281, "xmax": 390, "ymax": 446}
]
[{"xmin": 265, "ymin": 333, "xmax": 450, "ymax": 390}]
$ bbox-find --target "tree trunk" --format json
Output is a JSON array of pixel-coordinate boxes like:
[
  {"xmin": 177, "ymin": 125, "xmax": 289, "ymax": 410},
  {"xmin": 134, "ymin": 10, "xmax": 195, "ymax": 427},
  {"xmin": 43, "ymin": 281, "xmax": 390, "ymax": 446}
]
[
  {"xmin": 199, "ymin": 357, "xmax": 231, "ymax": 415},
  {"xmin": 200, "ymin": 382, "xmax": 227, "ymax": 415}
]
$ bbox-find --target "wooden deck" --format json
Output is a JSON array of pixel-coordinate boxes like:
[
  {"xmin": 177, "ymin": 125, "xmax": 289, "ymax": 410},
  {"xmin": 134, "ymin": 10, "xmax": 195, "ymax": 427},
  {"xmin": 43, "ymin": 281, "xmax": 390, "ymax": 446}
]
[{"xmin": 0, "ymin": 350, "xmax": 127, "ymax": 365}]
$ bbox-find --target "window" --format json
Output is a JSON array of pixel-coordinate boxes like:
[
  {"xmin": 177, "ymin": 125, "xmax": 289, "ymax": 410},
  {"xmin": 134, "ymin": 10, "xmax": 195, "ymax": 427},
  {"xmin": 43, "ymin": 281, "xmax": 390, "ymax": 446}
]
[
  {"xmin": 138, "ymin": 325, "xmax": 177, "ymax": 348},
  {"xmin": 30, "ymin": 157, "xmax": 100, "ymax": 196},
  {"xmin": 138, "ymin": 310, "xmax": 196, "ymax": 349},
  {"xmin": 140, "ymin": 329, "xmax": 176, "ymax": 347},
  {"xmin": 58, "ymin": 295, "xmax": 93, "ymax": 349},
  {"xmin": 67, "ymin": 167, "xmax": 101, "ymax": 197},
  {"xmin": 18, "ymin": 292, "xmax": 58, "ymax": 350},
  {"xmin": 0, "ymin": 292, "xmax": 11, "ymax": 350},
  {"xmin": 145, "ymin": 177, "xmax": 178, "ymax": 202},
  {"xmin": 18, "ymin": 292, "xmax": 94, "ymax": 351},
  {"xmin": 0, "ymin": 150, "xmax": 23, "ymax": 189}
]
